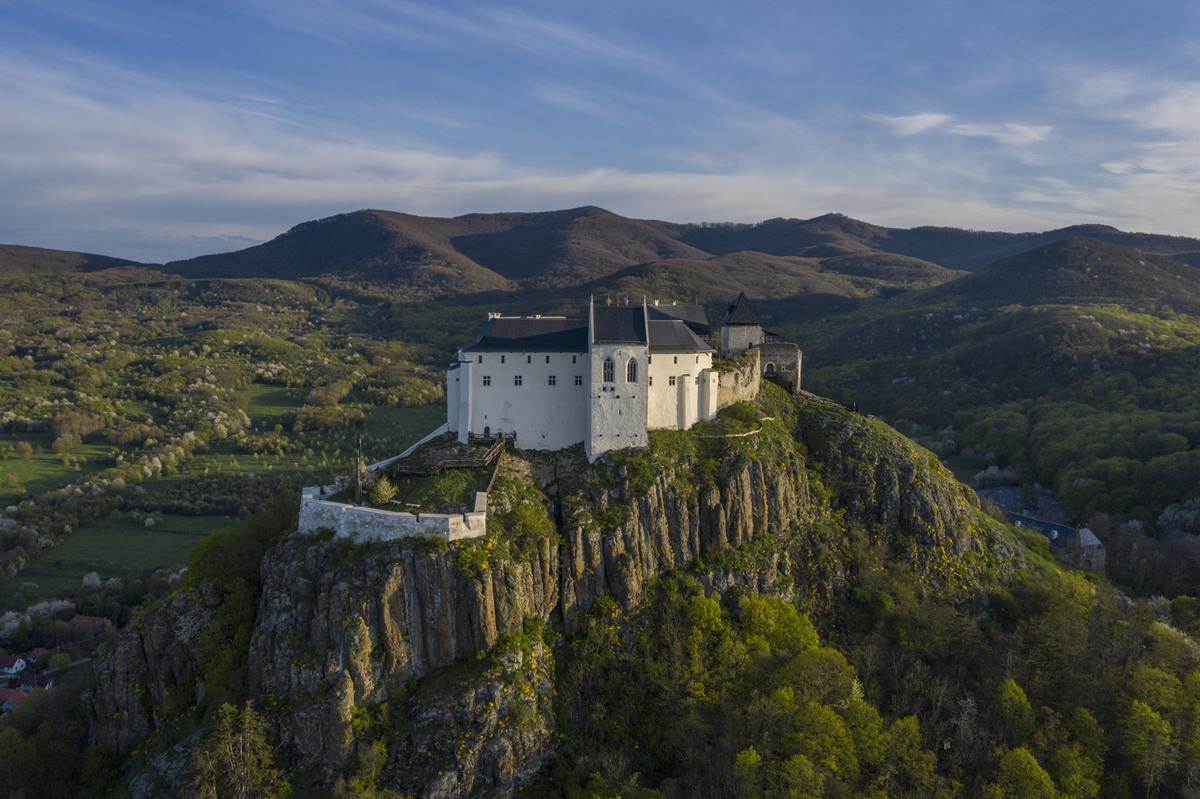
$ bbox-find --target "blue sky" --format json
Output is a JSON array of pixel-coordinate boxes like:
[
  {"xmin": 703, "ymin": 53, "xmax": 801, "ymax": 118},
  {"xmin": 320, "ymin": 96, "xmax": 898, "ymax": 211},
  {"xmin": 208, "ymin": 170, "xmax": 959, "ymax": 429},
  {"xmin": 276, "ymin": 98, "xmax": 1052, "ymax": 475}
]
[{"xmin": 3, "ymin": 0, "xmax": 1200, "ymax": 261}]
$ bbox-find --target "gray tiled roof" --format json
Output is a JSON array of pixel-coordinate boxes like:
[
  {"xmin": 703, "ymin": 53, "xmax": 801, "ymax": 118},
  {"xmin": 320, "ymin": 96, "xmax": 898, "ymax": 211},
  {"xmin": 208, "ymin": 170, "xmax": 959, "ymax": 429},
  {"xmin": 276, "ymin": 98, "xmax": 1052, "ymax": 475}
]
[
  {"xmin": 592, "ymin": 306, "xmax": 647, "ymax": 344},
  {"xmin": 462, "ymin": 317, "xmax": 588, "ymax": 352},
  {"xmin": 721, "ymin": 291, "xmax": 763, "ymax": 326},
  {"xmin": 648, "ymin": 303, "xmax": 711, "ymax": 334},
  {"xmin": 648, "ymin": 320, "xmax": 714, "ymax": 353}
]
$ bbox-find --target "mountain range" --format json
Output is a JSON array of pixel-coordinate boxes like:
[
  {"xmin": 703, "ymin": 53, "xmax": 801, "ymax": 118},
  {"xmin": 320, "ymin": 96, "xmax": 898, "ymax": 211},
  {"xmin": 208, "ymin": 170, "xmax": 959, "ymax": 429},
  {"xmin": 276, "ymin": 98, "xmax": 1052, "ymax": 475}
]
[{"xmin": 6, "ymin": 206, "xmax": 1199, "ymax": 305}]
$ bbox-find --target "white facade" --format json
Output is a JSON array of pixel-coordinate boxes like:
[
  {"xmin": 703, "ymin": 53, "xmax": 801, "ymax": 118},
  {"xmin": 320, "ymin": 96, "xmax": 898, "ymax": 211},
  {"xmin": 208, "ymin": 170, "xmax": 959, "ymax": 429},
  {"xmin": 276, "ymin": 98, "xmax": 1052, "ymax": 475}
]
[{"xmin": 448, "ymin": 300, "xmax": 723, "ymax": 461}]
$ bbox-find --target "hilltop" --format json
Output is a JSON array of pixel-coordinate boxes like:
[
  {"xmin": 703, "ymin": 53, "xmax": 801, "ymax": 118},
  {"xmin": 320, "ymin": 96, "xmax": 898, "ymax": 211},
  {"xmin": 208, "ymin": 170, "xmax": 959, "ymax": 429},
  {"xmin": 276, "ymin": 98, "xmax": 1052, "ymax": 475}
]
[
  {"xmin": 933, "ymin": 237, "xmax": 1200, "ymax": 309},
  {"xmin": 0, "ymin": 243, "xmax": 148, "ymax": 275}
]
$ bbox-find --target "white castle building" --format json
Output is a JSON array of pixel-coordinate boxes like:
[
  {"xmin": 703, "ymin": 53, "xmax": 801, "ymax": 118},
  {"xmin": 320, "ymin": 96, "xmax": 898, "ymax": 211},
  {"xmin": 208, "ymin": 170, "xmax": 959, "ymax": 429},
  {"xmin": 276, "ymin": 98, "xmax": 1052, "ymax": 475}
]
[{"xmin": 446, "ymin": 294, "xmax": 801, "ymax": 461}]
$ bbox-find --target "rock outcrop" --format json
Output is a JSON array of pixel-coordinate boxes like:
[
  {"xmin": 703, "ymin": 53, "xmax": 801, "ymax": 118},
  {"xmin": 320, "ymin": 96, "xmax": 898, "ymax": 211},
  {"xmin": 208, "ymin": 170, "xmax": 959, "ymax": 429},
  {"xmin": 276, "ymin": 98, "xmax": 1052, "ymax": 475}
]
[
  {"xmin": 89, "ymin": 584, "xmax": 219, "ymax": 753},
  {"xmin": 89, "ymin": 389, "xmax": 996, "ymax": 796}
]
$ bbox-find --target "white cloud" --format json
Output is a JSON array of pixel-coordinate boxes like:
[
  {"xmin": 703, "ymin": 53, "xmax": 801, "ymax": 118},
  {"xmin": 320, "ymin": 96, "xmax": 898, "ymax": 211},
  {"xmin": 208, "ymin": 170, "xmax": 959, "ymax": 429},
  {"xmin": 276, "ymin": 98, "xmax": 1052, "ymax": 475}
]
[
  {"xmin": 867, "ymin": 112, "xmax": 951, "ymax": 136},
  {"xmin": 947, "ymin": 122, "xmax": 1053, "ymax": 146}
]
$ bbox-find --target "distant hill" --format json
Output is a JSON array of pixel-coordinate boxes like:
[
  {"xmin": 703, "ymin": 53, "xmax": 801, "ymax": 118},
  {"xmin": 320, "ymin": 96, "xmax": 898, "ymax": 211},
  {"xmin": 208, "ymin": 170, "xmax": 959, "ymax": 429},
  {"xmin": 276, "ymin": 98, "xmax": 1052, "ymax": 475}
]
[
  {"xmin": 0, "ymin": 244, "xmax": 145, "ymax": 275},
  {"xmin": 166, "ymin": 206, "xmax": 705, "ymax": 292},
  {"xmin": 165, "ymin": 210, "xmax": 514, "ymax": 293},
  {"xmin": 932, "ymin": 237, "xmax": 1200, "ymax": 310},
  {"xmin": 677, "ymin": 214, "xmax": 1200, "ymax": 270}
]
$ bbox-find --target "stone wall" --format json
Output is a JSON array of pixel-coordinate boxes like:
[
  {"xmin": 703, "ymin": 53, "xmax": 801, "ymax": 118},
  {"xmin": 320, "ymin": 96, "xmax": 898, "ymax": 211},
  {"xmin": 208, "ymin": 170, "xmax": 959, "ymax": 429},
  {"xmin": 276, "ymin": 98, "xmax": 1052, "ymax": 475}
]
[
  {"xmin": 761, "ymin": 341, "xmax": 803, "ymax": 393},
  {"xmin": 297, "ymin": 486, "xmax": 487, "ymax": 542},
  {"xmin": 716, "ymin": 348, "xmax": 761, "ymax": 408}
]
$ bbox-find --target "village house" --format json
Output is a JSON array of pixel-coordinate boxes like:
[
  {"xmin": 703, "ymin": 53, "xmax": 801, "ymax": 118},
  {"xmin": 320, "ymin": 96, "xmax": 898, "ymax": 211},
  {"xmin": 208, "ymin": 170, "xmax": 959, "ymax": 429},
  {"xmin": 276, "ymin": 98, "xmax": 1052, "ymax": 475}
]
[
  {"xmin": 446, "ymin": 294, "xmax": 802, "ymax": 461},
  {"xmin": 0, "ymin": 686, "xmax": 27, "ymax": 713},
  {"xmin": 0, "ymin": 654, "xmax": 26, "ymax": 676}
]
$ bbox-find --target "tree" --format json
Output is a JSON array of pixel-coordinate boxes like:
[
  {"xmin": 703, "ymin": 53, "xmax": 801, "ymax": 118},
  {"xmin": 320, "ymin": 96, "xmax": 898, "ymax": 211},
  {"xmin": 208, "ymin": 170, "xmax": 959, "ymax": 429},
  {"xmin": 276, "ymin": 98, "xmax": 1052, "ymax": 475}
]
[
  {"xmin": 369, "ymin": 475, "xmax": 397, "ymax": 506},
  {"xmin": 997, "ymin": 678, "xmax": 1036, "ymax": 747},
  {"xmin": 189, "ymin": 703, "xmax": 289, "ymax": 799},
  {"xmin": 15, "ymin": 440, "xmax": 33, "ymax": 459},
  {"xmin": 733, "ymin": 746, "xmax": 763, "ymax": 799},
  {"xmin": 984, "ymin": 747, "xmax": 1057, "ymax": 799},
  {"xmin": 1121, "ymin": 700, "xmax": 1175, "ymax": 797},
  {"xmin": 775, "ymin": 753, "xmax": 823, "ymax": 799}
]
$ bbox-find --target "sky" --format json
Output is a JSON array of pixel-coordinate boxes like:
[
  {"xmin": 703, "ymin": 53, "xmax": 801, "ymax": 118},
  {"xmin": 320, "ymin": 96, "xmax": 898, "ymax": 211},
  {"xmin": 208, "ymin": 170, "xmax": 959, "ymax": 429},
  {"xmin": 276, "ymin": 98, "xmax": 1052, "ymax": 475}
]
[{"xmin": 3, "ymin": 0, "xmax": 1200, "ymax": 262}]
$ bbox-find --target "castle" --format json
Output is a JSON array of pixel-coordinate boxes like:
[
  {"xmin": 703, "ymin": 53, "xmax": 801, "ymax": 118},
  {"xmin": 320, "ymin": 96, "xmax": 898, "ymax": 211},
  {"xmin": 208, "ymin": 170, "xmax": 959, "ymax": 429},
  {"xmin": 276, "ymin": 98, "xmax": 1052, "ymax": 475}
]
[{"xmin": 447, "ymin": 293, "xmax": 802, "ymax": 461}]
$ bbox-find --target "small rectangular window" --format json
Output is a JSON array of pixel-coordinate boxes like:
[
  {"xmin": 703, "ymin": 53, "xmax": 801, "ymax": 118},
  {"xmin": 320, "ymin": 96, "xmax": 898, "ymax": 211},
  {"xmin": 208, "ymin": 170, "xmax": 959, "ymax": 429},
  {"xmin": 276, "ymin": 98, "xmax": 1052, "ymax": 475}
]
[
  {"xmin": 514, "ymin": 375, "xmax": 523, "ymax": 386},
  {"xmin": 477, "ymin": 355, "xmax": 483, "ymax": 363},
  {"xmin": 574, "ymin": 375, "xmax": 583, "ymax": 386},
  {"xmin": 545, "ymin": 355, "xmax": 550, "ymax": 364},
  {"xmin": 548, "ymin": 375, "xmax": 557, "ymax": 386},
  {"xmin": 673, "ymin": 356, "xmax": 678, "ymax": 364},
  {"xmin": 501, "ymin": 355, "xmax": 506, "ymax": 364},
  {"xmin": 649, "ymin": 376, "xmax": 653, "ymax": 386},
  {"xmin": 669, "ymin": 376, "xmax": 676, "ymax": 386},
  {"xmin": 527, "ymin": 355, "xmax": 532, "ymax": 364},
  {"xmin": 572, "ymin": 355, "xmax": 577, "ymax": 363},
  {"xmin": 482, "ymin": 375, "xmax": 491, "ymax": 386}
]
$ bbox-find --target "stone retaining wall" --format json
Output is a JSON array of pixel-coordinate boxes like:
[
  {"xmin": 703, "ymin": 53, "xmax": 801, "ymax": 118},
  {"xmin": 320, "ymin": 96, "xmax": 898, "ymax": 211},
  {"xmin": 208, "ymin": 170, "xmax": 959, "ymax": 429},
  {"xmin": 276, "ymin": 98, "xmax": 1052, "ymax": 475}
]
[{"xmin": 297, "ymin": 485, "xmax": 487, "ymax": 542}]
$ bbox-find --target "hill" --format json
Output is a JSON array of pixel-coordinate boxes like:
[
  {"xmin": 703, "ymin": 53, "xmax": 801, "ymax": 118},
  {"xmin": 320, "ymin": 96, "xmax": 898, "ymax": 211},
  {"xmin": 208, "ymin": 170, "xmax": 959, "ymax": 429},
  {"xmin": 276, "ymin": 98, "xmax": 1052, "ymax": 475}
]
[
  {"xmin": 165, "ymin": 210, "xmax": 515, "ymax": 293},
  {"xmin": 166, "ymin": 206, "xmax": 706, "ymax": 293},
  {"xmin": 0, "ymin": 244, "xmax": 146, "ymax": 276},
  {"xmin": 787, "ymin": 236, "xmax": 1200, "ymax": 591},
  {"xmin": 678, "ymin": 213, "xmax": 1200, "ymax": 270},
  {"xmin": 931, "ymin": 237, "xmax": 1200, "ymax": 309}
]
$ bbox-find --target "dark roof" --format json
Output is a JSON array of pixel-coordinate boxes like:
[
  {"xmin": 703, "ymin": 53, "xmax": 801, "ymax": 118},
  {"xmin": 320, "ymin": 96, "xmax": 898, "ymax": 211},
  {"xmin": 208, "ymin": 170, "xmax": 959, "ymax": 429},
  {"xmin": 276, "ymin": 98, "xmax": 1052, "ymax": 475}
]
[
  {"xmin": 648, "ymin": 320, "xmax": 714, "ymax": 353},
  {"xmin": 648, "ymin": 303, "xmax": 711, "ymax": 334},
  {"xmin": 592, "ymin": 305, "xmax": 647, "ymax": 344},
  {"xmin": 462, "ymin": 317, "xmax": 587, "ymax": 352},
  {"xmin": 721, "ymin": 291, "xmax": 763, "ymax": 326}
]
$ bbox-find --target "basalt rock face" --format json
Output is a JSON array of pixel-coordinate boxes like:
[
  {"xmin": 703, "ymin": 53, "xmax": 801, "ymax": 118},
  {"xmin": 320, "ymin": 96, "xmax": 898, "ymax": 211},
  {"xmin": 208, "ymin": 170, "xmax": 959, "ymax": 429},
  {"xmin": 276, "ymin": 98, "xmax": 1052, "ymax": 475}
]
[
  {"xmin": 247, "ymin": 535, "xmax": 559, "ymax": 771},
  {"xmin": 559, "ymin": 451, "xmax": 816, "ymax": 630},
  {"xmin": 88, "ymin": 584, "xmax": 219, "ymax": 753}
]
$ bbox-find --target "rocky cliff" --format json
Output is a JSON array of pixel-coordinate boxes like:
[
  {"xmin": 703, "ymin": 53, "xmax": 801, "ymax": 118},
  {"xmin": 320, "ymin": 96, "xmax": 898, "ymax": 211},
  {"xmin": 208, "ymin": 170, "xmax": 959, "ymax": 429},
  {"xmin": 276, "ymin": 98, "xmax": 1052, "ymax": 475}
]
[{"xmin": 89, "ymin": 386, "xmax": 998, "ymax": 796}]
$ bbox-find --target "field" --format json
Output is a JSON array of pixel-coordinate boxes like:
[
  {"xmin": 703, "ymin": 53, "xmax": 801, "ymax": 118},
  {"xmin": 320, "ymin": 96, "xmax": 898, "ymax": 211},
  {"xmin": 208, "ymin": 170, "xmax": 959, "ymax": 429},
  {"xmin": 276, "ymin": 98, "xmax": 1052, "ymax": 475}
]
[{"xmin": 0, "ymin": 512, "xmax": 230, "ymax": 605}]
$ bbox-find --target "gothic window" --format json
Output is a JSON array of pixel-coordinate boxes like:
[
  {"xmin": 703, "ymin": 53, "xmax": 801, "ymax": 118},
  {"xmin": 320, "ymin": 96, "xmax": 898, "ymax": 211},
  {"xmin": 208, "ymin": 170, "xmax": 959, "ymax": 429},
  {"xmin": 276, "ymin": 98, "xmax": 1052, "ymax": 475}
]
[
  {"xmin": 548, "ymin": 375, "xmax": 557, "ymax": 386},
  {"xmin": 574, "ymin": 375, "xmax": 583, "ymax": 386},
  {"xmin": 514, "ymin": 375, "xmax": 523, "ymax": 386},
  {"xmin": 482, "ymin": 375, "xmax": 491, "ymax": 386},
  {"xmin": 626, "ymin": 358, "xmax": 638, "ymax": 383},
  {"xmin": 603, "ymin": 357, "xmax": 615, "ymax": 383}
]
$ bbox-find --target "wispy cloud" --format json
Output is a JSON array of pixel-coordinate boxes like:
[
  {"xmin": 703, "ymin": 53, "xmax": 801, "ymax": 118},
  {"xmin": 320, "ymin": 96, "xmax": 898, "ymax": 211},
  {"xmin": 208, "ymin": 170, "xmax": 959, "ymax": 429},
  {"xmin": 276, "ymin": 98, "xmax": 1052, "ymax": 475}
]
[
  {"xmin": 947, "ymin": 122, "xmax": 1053, "ymax": 146},
  {"xmin": 867, "ymin": 112, "xmax": 951, "ymax": 136},
  {"xmin": 870, "ymin": 112, "xmax": 1052, "ymax": 146}
]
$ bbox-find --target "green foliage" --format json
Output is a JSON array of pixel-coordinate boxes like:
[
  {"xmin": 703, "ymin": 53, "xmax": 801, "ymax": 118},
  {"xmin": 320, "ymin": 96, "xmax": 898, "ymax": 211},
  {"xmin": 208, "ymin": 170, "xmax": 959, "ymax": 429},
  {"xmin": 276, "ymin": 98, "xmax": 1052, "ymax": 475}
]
[
  {"xmin": 187, "ymin": 492, "xmax": 298, "ymax": 705},
  {"xmin": 997, "ymin": 678, "xmax": 1036, "ymax": 747},
  {"xmin": 369, "ymin": 475, "xmax": 397, "ymax": 506},
  {"xmin": 542, "ymin": 577, "xmax": 958, "ymax": 798},
  {"xmin": 983, "ymin": 748, "xmax": 1056, "ymax": 799},
  {"xmin": 189, "ymin": 702, "xmax": 290, "ymax": 799}
]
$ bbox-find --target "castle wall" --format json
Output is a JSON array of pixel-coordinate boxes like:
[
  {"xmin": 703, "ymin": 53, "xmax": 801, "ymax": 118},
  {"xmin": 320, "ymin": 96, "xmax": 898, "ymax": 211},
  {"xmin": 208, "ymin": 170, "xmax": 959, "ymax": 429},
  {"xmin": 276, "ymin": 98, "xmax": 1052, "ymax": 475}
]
[
  {"xmin": 297, "ymin": 487, "xmax": 487, "ymax": 542},
  {"xmin": 647, "ymin": 352, "xmax": 713, "ymax": 430},
  {"xmin": 586, "ymin": 344, "xmax": 648, "ymax": 461},
  {"xmin": 446, "ymin": 362, "xmax": 461, "ymax": 434},
  {"xmin": 462, "ymin": 350, "xmax": 587, "ymax": 449},
  {"xmin": 717, "ymin": 348, "xmax": 761, "ymax": 408},
  {"xmin": 761, "ymin": 342, "xmax": 803, "ymax": 393},
  {"xmin": 720, "ymin": 324, "xmax": 764, "ymax": 356}
]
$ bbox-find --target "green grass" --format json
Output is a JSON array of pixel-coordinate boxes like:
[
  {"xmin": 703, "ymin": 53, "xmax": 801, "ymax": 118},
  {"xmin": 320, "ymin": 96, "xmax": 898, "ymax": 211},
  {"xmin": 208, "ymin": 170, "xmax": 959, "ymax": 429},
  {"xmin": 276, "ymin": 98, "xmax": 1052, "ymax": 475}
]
[
  {"xmin": 239, "ymin": 384, "xmax": 305, "ymax": 423},
  {"xmin": 0, "ymin": 512, "xmax": 230, "ymax": 605},
  {"xmin": 0, "ymin": 434, "xmax": 117, "ymax": 505}
]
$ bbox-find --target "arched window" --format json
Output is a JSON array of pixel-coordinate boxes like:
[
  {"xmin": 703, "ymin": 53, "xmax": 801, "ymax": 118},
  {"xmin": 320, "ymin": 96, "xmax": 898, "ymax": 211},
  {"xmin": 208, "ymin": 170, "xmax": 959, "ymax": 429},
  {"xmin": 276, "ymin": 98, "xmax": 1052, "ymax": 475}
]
[
  {"xmin": 765, "ymin": 362, "xmax": 777, "ymax": 376},
  {"xmin": 626, "ymin": 358, "xmax": 638, "ymax": 383},
  {"xmin": 603, "ymin": 357, "xmax": 615, "ymax": 383}
]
